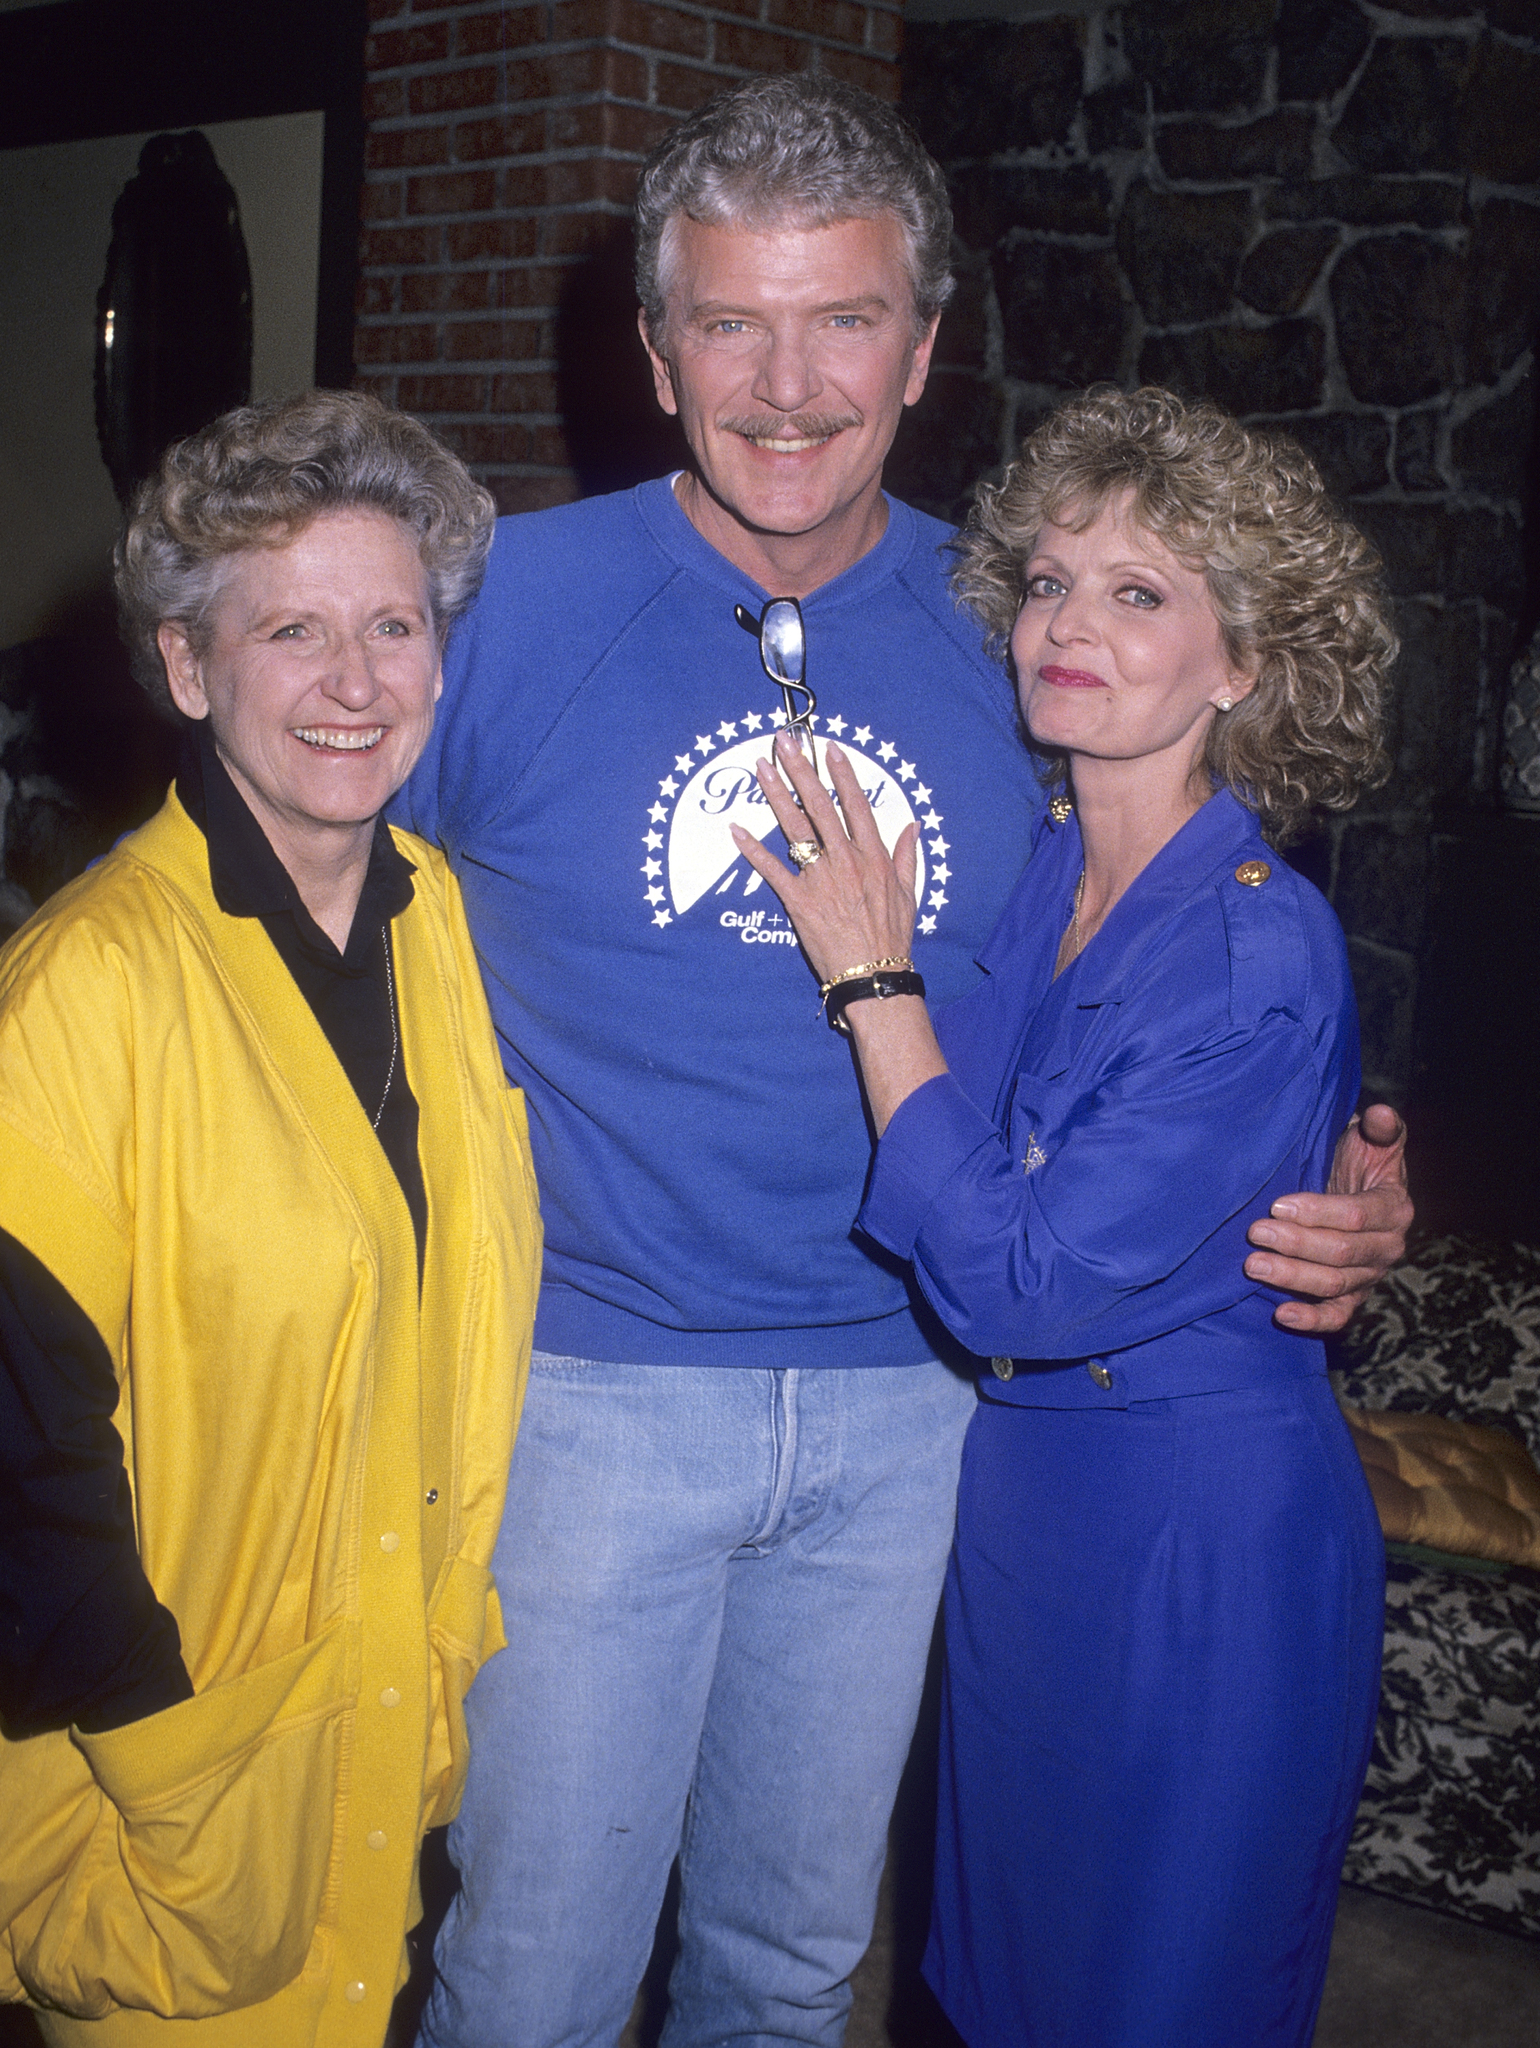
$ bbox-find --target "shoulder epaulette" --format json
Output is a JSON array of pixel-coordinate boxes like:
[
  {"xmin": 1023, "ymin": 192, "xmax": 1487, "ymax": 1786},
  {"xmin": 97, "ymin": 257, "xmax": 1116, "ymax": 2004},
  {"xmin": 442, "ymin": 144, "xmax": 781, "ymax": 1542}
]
[{"xmin": 1216, "ymin": 857, "xmax": 1309, "ymax": 1026}]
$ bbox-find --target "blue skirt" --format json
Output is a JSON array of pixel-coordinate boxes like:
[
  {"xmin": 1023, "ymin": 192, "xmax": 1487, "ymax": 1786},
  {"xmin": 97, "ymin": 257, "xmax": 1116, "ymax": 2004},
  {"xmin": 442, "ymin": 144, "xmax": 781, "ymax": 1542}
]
[{"xmin": 925, "ymin": 1374, "xmax": 1385, "ymax": 2048}]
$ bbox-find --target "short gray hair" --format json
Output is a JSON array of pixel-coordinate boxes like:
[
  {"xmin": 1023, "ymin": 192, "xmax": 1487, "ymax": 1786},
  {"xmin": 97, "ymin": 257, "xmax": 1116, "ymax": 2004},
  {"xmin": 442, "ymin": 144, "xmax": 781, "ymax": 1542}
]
[
  {"xmin": 115, "ymin": 389, "xmax": 496, "ymax": 715},
  {"xmin": 634, "ymin": 75, "xmax": 954, "ymax": 343}
]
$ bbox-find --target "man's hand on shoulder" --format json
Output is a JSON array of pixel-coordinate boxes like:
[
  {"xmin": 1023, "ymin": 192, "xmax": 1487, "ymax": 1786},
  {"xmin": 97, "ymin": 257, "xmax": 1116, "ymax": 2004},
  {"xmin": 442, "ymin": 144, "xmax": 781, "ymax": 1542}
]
[{"xmin": 1244, "ymin": 1103, "xmax": 1412, "ymax": 1333}]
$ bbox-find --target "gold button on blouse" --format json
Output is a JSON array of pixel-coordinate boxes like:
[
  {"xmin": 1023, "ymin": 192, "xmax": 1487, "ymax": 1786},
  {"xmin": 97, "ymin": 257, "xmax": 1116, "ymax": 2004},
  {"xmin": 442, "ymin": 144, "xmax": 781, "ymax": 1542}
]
[
  {"xmin": 1234, "ymin": 860, "xmax": 1271, "ymax": 887},
  {"xmin": 991, "ymin": 1357, "xmax": 1014, "ymax": 1381},
  {"xmin": 379, "ymin": 1686, "xmax": 401, "ymax": 1709},
  {"xmin": 344, "ymin": 1982, "xmax": 366, "ymax": 2004},
  {"xmin": 1088, "ymin": 1363, "xmax": 1113, "ymax": 1390}
]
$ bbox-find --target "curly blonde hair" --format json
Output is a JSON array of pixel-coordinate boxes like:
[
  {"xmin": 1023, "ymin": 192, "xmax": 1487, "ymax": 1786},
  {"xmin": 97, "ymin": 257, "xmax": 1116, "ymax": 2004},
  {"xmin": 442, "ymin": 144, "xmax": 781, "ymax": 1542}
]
[
  {"xmin": 116, "ymin": 390, "xmax": 496, "ymax": 715},
  {"xmin": 952, "ymin": 386, "xmax": 1396, "ymax": 843}
]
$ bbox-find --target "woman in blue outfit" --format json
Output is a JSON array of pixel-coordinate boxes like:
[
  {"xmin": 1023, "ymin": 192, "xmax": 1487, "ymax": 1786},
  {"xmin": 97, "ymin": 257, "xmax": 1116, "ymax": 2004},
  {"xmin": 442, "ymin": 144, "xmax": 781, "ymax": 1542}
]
[{"xmin": 733, "ymin": 387, "xmax": 1397, "ymax": 2047}]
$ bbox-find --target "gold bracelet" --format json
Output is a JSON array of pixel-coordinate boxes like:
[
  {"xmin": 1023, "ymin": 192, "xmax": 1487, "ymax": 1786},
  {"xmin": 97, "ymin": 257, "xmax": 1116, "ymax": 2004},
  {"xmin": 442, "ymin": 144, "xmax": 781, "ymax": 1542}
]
[{"xmin": 818, "ymin": 957, "xmax": 914, "ymax": 999}]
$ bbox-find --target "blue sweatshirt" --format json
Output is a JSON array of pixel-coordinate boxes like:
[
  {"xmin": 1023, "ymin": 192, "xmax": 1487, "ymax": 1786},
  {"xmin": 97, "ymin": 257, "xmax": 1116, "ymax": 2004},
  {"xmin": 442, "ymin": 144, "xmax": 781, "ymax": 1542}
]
[{"xmin": 394, "ymin": 476, "xmax": 1043, "ymax": 1368}]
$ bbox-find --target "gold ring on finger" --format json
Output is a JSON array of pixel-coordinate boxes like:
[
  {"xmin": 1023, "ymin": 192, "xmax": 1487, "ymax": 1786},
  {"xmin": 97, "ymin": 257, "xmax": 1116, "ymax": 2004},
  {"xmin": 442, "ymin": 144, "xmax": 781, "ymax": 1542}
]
[{"xmin": 787, "ymin": 839, "xmax": 822, "ymax": 867}]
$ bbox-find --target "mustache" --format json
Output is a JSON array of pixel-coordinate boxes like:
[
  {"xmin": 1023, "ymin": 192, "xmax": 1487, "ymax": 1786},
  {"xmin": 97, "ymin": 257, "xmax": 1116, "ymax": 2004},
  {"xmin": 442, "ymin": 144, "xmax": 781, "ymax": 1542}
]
[{"xmin": 720, "ymin": 412, "xmax": 861, "ymax": 441}]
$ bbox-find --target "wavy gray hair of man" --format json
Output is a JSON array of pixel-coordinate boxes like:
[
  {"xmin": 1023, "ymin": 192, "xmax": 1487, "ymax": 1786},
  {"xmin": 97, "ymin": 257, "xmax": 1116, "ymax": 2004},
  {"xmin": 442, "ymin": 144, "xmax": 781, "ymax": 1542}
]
[
  {"xmin": 116, "ymin": 389, "xmax": 496, "ymax": 717},
  {"xmin": 634, "ymin": 74, "xmax": 955, "ymax": 345}
]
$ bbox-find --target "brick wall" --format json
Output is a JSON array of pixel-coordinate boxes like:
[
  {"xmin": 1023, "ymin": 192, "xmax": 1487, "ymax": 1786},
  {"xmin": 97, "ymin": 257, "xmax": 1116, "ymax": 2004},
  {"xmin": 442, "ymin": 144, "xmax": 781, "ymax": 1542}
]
[{"xmin": 354, "ymin": 0, "xmax": 902, "ymax": 513}]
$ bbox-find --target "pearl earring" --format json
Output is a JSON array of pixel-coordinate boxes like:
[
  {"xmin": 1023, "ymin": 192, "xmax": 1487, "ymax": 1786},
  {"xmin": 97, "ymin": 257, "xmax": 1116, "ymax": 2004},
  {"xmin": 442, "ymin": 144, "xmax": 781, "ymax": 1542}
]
[{"xmin": 1216, "ymin": 697, "xmax": 1233, "ymax": 712}]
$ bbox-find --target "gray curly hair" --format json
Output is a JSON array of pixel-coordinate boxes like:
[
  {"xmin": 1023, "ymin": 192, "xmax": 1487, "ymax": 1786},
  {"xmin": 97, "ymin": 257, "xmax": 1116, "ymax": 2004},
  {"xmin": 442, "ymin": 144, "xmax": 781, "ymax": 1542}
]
[
  {"xmin": 953, "ymin": 386, "xmax": 1397, "ymax": 844},
  {"xmin": 115, "ymin": 389, "xmax": 496, "ymax": 715},
  {"xmin": 634, "ymin": 75, "xmax": 954, "ymax": 344}
]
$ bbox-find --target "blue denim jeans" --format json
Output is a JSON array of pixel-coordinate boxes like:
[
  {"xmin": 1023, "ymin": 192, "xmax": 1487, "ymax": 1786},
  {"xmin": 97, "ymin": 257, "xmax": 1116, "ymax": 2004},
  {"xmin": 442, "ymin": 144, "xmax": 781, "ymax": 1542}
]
[{"xmin": 417, "ymin": 1351, "xmax": 976, "ymax": 2048}]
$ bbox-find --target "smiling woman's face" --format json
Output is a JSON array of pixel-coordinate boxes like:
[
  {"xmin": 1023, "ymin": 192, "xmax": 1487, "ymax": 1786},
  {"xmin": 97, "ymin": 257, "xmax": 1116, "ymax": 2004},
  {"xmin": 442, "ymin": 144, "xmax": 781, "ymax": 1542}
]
[
  {"xmin": 159, "ymin": 508, "xmax": 443, "ymax": 871},
  {"xmin": 1011, "ymin": 495, "xmax": 1252, "ymax": 777}
]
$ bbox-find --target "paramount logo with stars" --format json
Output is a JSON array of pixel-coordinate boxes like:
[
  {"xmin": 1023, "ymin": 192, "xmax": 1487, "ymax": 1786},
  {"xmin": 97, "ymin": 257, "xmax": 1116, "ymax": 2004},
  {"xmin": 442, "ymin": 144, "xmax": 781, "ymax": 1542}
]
[{"xmin": 639, "ymin": 701, "xmax": 951, "ymax": 944}]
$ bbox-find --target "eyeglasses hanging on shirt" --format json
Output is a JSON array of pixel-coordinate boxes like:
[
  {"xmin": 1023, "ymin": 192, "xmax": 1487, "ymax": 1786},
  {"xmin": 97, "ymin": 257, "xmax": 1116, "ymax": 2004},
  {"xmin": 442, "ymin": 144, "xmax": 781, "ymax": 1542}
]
[{"xmin": 734, "ymin": 597, "xmax": 817, "ymax": 762}]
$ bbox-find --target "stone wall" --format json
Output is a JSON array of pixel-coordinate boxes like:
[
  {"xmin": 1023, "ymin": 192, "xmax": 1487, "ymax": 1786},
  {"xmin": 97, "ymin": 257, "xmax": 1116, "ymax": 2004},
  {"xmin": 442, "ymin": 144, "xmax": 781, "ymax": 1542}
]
[
  {"xmin": 355, "ymin": 0, "xmax": 902, "ymax": 513},
  {"xmin": 887, "ymin": 0, "xmax": 1540, "ymax": 1108}
]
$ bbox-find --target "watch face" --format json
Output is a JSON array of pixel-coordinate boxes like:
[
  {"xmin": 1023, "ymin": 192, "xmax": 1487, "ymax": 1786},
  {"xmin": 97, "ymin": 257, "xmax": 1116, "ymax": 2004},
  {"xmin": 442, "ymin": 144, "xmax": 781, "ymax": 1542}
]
[{"xmin": 95, "ymin": 129, "xmax": 253, "ymax": 505}]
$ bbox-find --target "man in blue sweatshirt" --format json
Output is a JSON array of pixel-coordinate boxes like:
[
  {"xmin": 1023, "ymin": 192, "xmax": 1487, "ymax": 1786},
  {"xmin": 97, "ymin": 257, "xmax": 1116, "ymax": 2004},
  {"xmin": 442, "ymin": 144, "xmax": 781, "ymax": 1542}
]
[{"xmin": 397, "ymin": 75, "xmax": 1410, "ymax": 2048}]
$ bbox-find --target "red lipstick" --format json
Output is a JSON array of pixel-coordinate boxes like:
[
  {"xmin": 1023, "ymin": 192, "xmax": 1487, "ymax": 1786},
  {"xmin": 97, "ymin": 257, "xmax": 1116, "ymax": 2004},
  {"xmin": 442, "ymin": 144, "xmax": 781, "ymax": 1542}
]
[{"xmin": 1039, "ymin": 665, "xmax": 1106, "ymax": 689}]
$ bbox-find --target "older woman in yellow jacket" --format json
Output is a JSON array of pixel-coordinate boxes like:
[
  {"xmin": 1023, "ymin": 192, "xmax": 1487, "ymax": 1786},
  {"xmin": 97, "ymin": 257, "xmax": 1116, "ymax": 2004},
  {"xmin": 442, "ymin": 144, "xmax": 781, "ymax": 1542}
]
[{"xmin": 0, "ymin": 392, "xmax": 541, "ymax": 2046}]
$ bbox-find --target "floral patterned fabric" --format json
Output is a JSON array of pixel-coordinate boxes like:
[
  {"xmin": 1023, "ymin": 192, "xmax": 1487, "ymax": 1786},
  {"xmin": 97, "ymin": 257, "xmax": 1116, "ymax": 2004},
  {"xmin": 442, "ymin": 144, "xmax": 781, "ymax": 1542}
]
[
  {"xmin": 1329, "ymin": 1235, "xmax": 1540, "ymax": 1938},
  {"xmin": 1331, "ymin": 1234, "xmax": 1540, "ymax": 1459}
]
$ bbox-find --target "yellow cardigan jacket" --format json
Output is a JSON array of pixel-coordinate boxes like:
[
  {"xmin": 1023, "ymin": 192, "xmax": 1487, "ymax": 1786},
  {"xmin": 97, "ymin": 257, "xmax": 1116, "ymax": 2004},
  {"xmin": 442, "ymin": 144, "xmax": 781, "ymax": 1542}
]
[{"xmin": 0, "ymin": 790, "xmax": 540, "ymax": 2045}]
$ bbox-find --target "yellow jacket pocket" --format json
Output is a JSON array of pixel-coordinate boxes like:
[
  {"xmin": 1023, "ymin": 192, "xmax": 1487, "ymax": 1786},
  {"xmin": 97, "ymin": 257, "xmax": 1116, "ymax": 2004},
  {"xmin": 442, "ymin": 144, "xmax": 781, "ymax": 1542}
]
[{"xmin": 12, "ymin": 1621, "xmax": 355, "ymax": 2021}]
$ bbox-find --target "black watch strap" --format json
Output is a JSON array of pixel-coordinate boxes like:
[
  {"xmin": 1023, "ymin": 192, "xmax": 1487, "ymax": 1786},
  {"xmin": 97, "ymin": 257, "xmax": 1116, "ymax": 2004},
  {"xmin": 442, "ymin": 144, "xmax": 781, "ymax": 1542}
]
[{"xmin": 825, "ymin": 969, "xmax": 927, "ymax": 1036}]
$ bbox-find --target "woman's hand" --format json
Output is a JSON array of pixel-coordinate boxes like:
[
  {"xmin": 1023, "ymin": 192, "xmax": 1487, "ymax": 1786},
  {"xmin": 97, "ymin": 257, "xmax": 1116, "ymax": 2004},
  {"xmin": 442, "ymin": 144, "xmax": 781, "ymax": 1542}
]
[
  {"xmin": 730, "ymin": 735, "xmax": 919, "ymax": 987},
  {"xmin": 732, "ymin": 737, "xmax": 945, "ymax": 1133}
]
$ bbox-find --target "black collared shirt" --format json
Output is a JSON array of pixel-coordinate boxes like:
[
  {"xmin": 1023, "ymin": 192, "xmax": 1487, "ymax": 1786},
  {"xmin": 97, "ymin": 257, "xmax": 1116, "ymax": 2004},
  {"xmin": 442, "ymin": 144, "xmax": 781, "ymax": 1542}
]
[{"xmin": 177, "ymin": 730, "xmax": 429, "ymax": 1268}]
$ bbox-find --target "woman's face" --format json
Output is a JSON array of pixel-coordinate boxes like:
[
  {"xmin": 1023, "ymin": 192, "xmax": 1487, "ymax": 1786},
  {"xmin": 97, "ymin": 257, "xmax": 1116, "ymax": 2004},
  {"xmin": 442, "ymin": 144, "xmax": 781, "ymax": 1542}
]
[
  {"xmin": 159, "ymin": 507, "xmax": 442, "ymax": 860},
  {"xmin": 1011, "ymin": 495, "xmax": 1252, "ymax": 777}
]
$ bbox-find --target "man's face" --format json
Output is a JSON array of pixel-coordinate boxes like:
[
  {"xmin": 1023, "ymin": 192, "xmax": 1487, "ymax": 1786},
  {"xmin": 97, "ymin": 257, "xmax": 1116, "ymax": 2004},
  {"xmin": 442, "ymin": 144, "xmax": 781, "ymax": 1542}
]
[{"xmin": 642, "ymin": 213, "xmax": 939, "ymax": 553}]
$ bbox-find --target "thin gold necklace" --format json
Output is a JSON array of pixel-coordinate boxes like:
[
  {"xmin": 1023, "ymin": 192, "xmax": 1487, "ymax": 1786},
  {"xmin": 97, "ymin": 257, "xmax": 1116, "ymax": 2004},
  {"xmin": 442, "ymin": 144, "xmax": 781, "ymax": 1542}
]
[
  {"xmin": 1069, "ymin": 870, "xmax": 1110, "ymax": 961},
  {"xmin": 372, "ymin": 928, "xmax": 398, "ymax": 1131}
]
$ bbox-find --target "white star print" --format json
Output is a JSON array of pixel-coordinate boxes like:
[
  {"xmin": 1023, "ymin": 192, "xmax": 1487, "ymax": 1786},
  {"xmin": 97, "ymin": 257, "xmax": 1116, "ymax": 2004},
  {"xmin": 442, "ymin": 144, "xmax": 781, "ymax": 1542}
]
[{"xmin": 639, "ymin": 711, "xmax": 947, "ymax": 938}]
